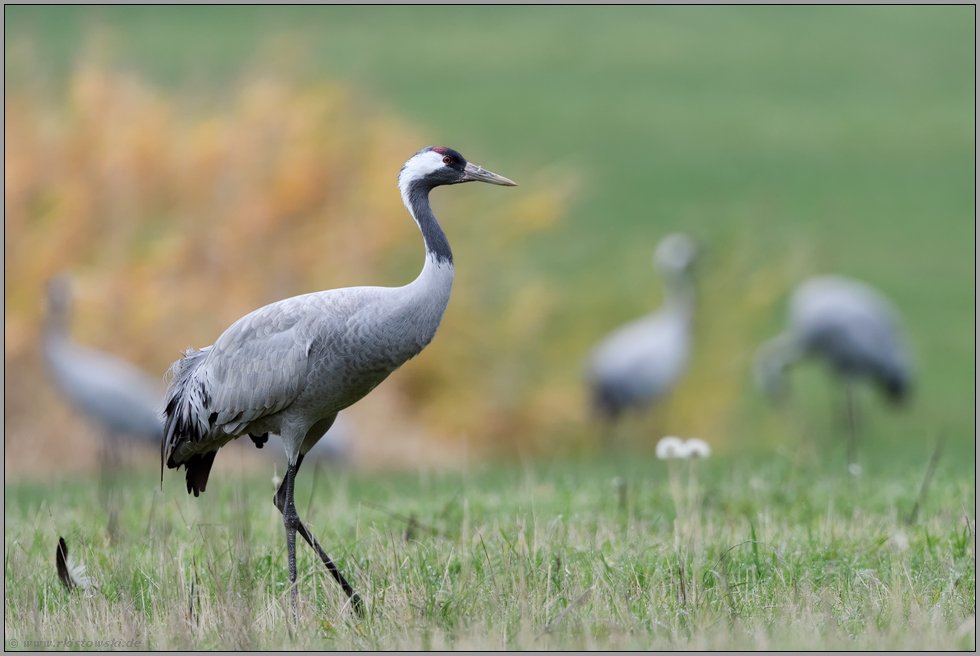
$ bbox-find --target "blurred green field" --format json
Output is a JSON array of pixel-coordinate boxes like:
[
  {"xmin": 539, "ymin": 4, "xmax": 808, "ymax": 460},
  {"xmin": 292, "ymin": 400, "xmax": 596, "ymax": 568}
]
[{"xmin": 5, "ymin": 6, "xmax": 974, "ymax": 462}]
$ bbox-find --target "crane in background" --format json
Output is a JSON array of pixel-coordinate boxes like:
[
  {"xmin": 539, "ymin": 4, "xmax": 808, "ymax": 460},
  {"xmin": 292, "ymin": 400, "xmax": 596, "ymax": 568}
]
[
  {"xmin": 584, "ymin": 233, "xmax": 698, "ymax": 442},
  {"xmin": 42, "ymin": 274, "xmax": 164, "ymax": 464},
  {"xmin": 754, "ymin": 274, "xmax": 913, "ymax": 469}
]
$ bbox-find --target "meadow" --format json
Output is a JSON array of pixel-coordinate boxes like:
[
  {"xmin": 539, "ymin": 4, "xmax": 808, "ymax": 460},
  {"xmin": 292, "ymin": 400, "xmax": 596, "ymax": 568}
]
[
  {"xmin": 3, "ymin": 6, "xmax": 976, "ymax": 650},
  {"xmin": 4, "ymin": 455, "xmax": 976, "ymax": 650}
]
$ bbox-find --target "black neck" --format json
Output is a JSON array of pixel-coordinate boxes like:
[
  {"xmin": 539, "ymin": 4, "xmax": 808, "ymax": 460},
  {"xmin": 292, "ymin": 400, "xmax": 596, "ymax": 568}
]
[{"xmin": 406, "ymin": 180, "xmax": 453, "ymax": 265}]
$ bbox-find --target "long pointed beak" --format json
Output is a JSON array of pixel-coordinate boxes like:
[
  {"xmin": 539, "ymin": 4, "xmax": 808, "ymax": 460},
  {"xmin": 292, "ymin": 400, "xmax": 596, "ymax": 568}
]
[{"xmin": 462, "ymin": 161, "xmax": 517, "ymax": 186}]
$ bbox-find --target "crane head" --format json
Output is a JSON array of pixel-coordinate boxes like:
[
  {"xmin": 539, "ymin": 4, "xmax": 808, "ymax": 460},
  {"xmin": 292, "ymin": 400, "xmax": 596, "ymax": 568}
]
[
  {"xmin": 654, "ymin": 233, "xmax": 697, "ymax": 275},
  {"xmin": 399, "ymin": 147, "xmax": 517, "ymax": 192}
]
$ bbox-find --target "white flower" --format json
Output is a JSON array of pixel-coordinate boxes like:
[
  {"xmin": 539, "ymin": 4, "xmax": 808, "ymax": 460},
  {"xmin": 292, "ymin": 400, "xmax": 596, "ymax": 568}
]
[
  {"xmin": 684, "ymin": 438, "xmax": 711, "ymax": 459},
  {"xmin": 656, "ymin": 436, "xmax": 685, "ymax": 460}
]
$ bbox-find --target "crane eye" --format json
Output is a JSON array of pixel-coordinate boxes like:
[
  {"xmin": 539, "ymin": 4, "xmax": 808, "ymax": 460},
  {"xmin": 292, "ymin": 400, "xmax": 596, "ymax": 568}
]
[{"xmin": 442, "ymin": 156, "xmax": 452, "ymax": 165}]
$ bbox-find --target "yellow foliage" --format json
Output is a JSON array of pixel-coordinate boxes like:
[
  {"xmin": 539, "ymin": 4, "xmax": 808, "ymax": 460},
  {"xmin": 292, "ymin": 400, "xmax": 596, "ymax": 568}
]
[{"xmin": 6, "ymin": 66, "xmax": 417, "ymax": 365}]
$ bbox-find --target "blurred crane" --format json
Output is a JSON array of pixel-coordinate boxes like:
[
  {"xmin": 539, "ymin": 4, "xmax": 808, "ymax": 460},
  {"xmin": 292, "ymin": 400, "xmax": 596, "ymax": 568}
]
[
  {"xmin": 42, "ymin": 274, "xmax": 164, "ymax": 461},
  {"xmin": 161, "ymin": 147, "xmax": 515, "ymax": 618},
  {"xmin": 584, "ymin": 233, "xmax": 698, "ymax": 437},
  {"xmin": 753, "ymin": 274, "xmax": 912, "ymax": 468}
]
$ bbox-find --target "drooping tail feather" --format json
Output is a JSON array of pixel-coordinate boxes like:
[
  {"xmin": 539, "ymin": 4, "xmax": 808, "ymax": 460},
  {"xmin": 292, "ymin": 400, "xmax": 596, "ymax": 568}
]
[
  {"xmin": 591, "ymin": 383, "xmax": 623, "ymax": 423},
  {"xmin": 161, "ymin": 347, "xmax": 213, "ymax": 483},
  {"xmin": 883, "ymin": 369, "xmax": 911, "ymax": 406},
  {"xmin": 183, "ymin": 450, "xmax": 218, "ymax": 497}
]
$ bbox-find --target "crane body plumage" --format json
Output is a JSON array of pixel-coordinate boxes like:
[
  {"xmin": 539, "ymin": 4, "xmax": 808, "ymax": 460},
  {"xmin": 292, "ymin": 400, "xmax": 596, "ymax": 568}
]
[
  {"xmin": 587, "ymin": 306, "xmax": 691, "ymax": 418},
  {"xmin": 164, "ymin": 262, "xmax": 452, "ymax": 490},
  {"xmin": 585, "ymin": 233, "xmax": 698, "ymax": 422},
  {"xmin": 754, "ymin": 275, "xmax": 912, "ymax": 469},
  {"xmin": 754, "ymin": 275, "xmax": 911, "ymax": 403},
  {"xmin": 161, "ymin": 146, "xmax": 515, "ymax": 617}
]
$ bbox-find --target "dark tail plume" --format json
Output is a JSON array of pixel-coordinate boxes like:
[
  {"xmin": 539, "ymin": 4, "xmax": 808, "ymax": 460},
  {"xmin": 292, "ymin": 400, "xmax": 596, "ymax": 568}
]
[{"xmin": 161, "ymin": 347, "xmax": 212, "ymax": 481}]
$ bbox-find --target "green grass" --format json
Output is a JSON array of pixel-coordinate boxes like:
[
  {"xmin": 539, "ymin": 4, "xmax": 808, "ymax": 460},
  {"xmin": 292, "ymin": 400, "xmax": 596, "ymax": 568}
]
[{"xmin": 3, "ymin": 454, "xmax": 975, "ymax": 649}]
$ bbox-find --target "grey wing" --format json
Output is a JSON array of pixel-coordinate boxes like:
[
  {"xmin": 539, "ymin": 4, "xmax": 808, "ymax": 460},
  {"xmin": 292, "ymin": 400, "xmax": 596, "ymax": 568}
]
[
  {"xmin": 204, "ymin": 298, "xmax": 318, "ymax": 435},
  {"xmin": 163, "ymin": 294, "xmax": 342, "ymax": 499},
  {"xmin": 791, "ymin": 276, "xmax": 908, "ymax": 372}
]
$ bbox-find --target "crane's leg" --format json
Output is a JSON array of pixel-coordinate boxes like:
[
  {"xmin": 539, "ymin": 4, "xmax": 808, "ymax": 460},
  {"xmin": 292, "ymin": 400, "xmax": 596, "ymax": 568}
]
[
  {"xmin": 844, "ymin": 382, "xmax": 859, "ymax": 471},
  {"xmin": 97, "ymin": 434, "xmax": 121, "ymax": 543},
  {"xmin": 598, "ymin": 415, "xmax": 616, "ymax": 450},
  {"xmin": 275, "ymin": 455, "xmax": 365, "ymax": 617},
  {"xmin": 281, "ymin": 458, "xmax": 301, "ymax": 621}
]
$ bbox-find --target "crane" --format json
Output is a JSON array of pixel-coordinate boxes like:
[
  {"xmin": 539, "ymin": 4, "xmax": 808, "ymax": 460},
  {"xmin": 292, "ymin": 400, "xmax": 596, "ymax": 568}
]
[
  {"xmin": 753, "ymin": 274, "xmax": 912, "ymax": 468},
  {"xmin": 42, "ymin": 274, "xmax": 165, "ymax": 462},
  {"xmin": 161, "ymin": 146, "xmax": 515, "ymax": 617},
  {"xmin": 584, "ymin": 233, "xmax": 698, "ymax": 436}
]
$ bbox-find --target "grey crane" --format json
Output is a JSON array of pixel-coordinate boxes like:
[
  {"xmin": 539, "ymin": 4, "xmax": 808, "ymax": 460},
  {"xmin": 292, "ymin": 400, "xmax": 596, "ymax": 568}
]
[
  {"xmin": 753, "ymin": 274, "xmax": 912, "ymax": 467},
  {"xmin": 584, "ymin": 233, "xmax": 698, "ymax": 432},
  {"xmin": 161, "ymin": 146, "xmax": 515, "ymax": 617},
  {"xmin": 42, "ymin": 274, "xmax": 165, "ymax": 461}
]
